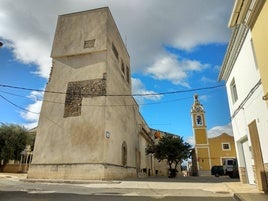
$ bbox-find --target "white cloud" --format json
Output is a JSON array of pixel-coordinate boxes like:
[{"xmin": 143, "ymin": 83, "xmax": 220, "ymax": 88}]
[
  {"xmin": 207, "ymin": 123, "xmax": 233, "ymax": 138},
  {"xmin": 28, "ymin": 90, "xmax": 44, "ymax": 102},
  {"xmin": 199, "ymin": 95, "xmax": 208, "ymax": 102},
  {"xmin": 20, "ymin": 91, "xmax": 43, "ymax": 128},
  {"xmin": 145, "ymin": 54, "xmax": 209, "ymax": 86},
  {"xmin": 22, "ymin": 122, "xmax": 38, "ymax": 130},
  {"xmin": 201, "ymin": 76, "xmax": 216, "ymax": 84},
  {"xmin": 11, "ymin": 40, "xmax": 52, "ymax": 78},
  {"xmin": 132, "ymin": 78, "xmax": 162, "ymax": 104},
  {"xmin": 0, "ymin": 0, "xmax": 233, "ymax": 79},
  {"xmin": 0, "ymin": 0, "xmax": 233, "ymax": 124},
  {"xmin": 20, "ymin": 99, "xmax": 42, "ymax": 122},
  {"xmin": 186, "ymin": 136, "xmax": 195, "ymax": 147}
]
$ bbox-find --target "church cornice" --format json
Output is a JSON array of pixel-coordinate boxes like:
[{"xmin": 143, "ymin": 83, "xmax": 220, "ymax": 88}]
[
  {"xmin": 228, "ymin": 0, "xmax": 266, "ymax": 29},
  {"xmin": 218, "ymin": 24, "xmax": 249, "ymax": 81}
]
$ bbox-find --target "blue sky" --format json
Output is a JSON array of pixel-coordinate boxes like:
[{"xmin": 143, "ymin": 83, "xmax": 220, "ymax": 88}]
[{"xmin": 0, "ymin": 0, "xmax": 234, "ymax": 144}]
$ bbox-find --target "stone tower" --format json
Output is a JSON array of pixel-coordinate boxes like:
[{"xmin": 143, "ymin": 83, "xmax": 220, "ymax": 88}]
[
  {"xmin": 28, "ymin": 7, "xmax": 143, "ymax": 180},
  {"xmin": 191, "ymin": 94, "xmax": 211, "ymax": 175}
]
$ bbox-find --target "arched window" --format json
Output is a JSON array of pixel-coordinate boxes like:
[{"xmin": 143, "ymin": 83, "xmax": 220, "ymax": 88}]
[
  {"xmin": 122, "ymin": 141, "xmax": 127, "ymax": 166},
  {"xmin": 196, "ymin": 115, "xmax": 203, "ymax": 126}
]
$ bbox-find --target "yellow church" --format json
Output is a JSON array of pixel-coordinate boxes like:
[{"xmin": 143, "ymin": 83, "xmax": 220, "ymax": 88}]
[{"xmin": 191, "ymin": 94, "xmax": 237, "ymax": 176}]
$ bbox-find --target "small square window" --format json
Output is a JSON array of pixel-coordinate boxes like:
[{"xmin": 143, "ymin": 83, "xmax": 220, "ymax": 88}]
[
  {"xmin": 84, "ymin": 39, "xmax": 95, "ymax": 48},
  {"xmin": 222, "ymin": 143, "xmax": 230, "ymax": 150}
]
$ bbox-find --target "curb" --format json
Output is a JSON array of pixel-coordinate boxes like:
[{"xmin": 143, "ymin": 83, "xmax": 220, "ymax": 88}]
[
  {"xmin": 21, "ymin": 178, "xmax": 121, "ymax": 185},
  {"xmin": 233, "ymin": 194, "xmax": 244, "ymax": 201}
]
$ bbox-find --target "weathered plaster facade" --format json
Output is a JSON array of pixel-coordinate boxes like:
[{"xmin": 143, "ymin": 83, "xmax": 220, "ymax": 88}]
[{"xmin": 27, "ymin": 8, "xmax": 154, "ymax": 180}]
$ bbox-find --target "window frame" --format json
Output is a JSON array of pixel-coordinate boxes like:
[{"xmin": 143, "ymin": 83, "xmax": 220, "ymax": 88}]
[
  {"xmin": 222, "ymin": 142, "xmax": 231, "ymax": 151},
  {"xmin": 230, "ymin": 78, "xmax": 238, "ymax": 103},
  {"xmin": 121, "ymin": 59, "xmax": 125, "ymax": 75},
  {"xmin": 112, "ymin": 43, "xmax": 119, "ymax": 61},
  {"xmin": 196, "ymin": 115, "xmax": 203, "ymax": 126},
  {"xmin": 126, "ymin": 66, "xmax": 130, "ymax": 83}
]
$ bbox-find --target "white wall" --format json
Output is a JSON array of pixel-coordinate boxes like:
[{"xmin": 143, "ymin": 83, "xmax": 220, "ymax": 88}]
[{"xmin": 225, "ymin": 31, "xmax": 268, "ymax": 166}]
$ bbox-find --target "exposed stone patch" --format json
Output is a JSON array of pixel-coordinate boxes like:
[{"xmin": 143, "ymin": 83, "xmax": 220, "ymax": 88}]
[{"xmin": 64, "ymin": 77, "xmax": 106, "ymax": 117}]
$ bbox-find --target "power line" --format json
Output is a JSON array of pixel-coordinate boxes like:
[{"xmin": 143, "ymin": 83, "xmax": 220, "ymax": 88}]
[
  {"xmin": 137, "ymin": 84, "xmax": 225, "ymax": 96},
  {"xmin": 0, "ymin": 90, "xmax": 30, "ymax": 98},
  {"xmin": 0, "ymin": 82, "xmax": 226, "ymax": 133},
  {"xmin": 0, "ymin": 84, "xmax": 62, "ymax": 95},
  {"xmin": 0, "ymin": 94, "xmax": 40, "ymax": 114},
  {"xmin": 0, "ymin": 83, "xmax": 225, "ymax": 115},
  {"xmin": 0, "ymin": 83, "xmax": 225, "ymax": 97},
  {"xmin": 0, "ymin": 83, "xmax": 225, "ymax": 109},
  {"xmin": 0, "ymin": 84, "xmax": 225, "ymax": 122},
  {"xmin": 0, "ymin": 83, "xmax": 226, "ymax": 131},
  {"xmin": 0, "ymin": 93, "xmax": 66, "ymax": 130}
]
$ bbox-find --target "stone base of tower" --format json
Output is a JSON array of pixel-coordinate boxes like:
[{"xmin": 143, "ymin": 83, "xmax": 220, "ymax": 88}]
[{"xmin": 27, "ymin": 163, "xmax": 137, "ymax": 180}]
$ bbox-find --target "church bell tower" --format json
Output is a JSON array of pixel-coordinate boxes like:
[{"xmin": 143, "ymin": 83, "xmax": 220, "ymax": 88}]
[{"xmin": 191, "ymin": 94, "xmax": 211, "ymax": 175}]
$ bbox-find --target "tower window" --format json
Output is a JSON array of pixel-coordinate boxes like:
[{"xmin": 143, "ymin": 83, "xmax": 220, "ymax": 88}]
[
  {"xmin": 112, "ymin": 43, "xmax": 119, "ymax": 60},
  {"xmin": 122, "ymin": 141, "xmax": 127, "ymax": 166},
  {"xmin": 230, "ymin": 78, "xmax": 238, "ymax": 103},
  {"xmin": 126, "ymin": 66, "xmax": 130, "ymax": 83},
  {"xmin": 196, "ymin": 115, "xmax": 203, "ymax": 126},
  {"xmin": 121, "ymin": 60, "xmax": 125, "ymax": 74}
]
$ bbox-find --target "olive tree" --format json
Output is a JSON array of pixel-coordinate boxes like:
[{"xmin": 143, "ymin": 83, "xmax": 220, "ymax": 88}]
[
  {"xmin": 0, "ymin": 124, "xmax": 32, "ymax": 171},
  {"xmin": 146, "ymin": 135, "xmax": 191, "ymax": 178}
]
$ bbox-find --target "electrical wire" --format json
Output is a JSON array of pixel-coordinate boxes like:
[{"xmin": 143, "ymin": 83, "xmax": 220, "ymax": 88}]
[
  {"xmin": 0, "ymin": 83, "xmax": 225, "ymax": 118},
  {"xmin": 0, "ymin": 84, "xmax": 224, "ymax": 109},
  {"xmin": 0, "ymin": 94, "xmax": 40, "ymax": 114},
  {"xmin": 0, "ymin": 83, "xmax": 225, "ymax": 97},
  {"xmin": 0, "ymin": 90, "xmax": 28, "ymax": 98},
  {"xmin": 0, "ymin": 83, "xmax": 226, "ymax": 131}
]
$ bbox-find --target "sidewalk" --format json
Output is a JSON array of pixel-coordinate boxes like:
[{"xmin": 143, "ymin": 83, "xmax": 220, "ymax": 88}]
[
  {"xmin": 223, "ymin": 180, "xmax": 268, "ymax": 201},
  {"xmin": 1, "ymin": 173, "xmax": 267, "ymax": 200},
  {"xmin": 123, "ymin": 176, "xmax": 268, "ymax": 201}
]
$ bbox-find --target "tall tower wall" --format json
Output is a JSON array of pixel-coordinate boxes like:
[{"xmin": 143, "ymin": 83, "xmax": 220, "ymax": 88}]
[{"xmin": 28, "ymin": 7, "xmax": 139, "ymax": 180}]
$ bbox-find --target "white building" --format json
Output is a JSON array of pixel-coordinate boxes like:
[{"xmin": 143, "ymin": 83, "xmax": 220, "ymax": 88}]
[{"xmin": 219, "ymin": 2, "xmax": 268, "ymax": 191}]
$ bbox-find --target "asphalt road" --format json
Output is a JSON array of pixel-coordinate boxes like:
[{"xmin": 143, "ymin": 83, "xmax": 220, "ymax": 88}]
[
  {"xmin": 0, "ymin": 191, "xmax": 236, "ymax": 201},
  {"xmin": 0, "ymin": 174, "xmax": 240, "ymax": 201}
]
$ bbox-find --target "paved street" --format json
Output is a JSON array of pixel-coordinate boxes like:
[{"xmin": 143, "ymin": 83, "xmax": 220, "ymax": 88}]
[
  {"xmin": 0, "ymin": 173, "xmax": 265, "ymax": 201},
  {"xmin": 0, "ymin": 191, "xmax": 236, "ymax": 201}
]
